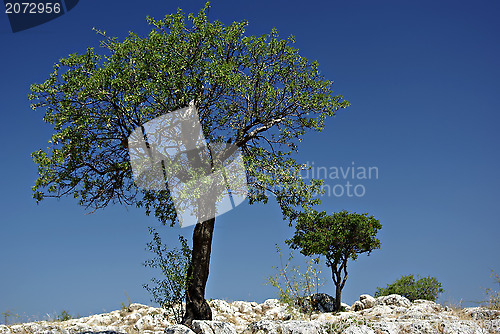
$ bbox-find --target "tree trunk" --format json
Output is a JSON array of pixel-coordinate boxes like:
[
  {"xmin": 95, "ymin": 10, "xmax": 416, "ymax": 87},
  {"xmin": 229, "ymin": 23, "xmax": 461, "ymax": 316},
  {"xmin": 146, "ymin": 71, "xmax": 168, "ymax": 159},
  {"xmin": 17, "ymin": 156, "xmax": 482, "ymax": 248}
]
[
  {"xmin": 331, "ymin": 266, "xmax": 342, "ymax": 312},
  {"xmin": 181, "ymin": 217, "xmax": 215, "ymax": 327},
  {"xmin": 334, "ymin": 281, "xmax": 342, "ymax": 311}
]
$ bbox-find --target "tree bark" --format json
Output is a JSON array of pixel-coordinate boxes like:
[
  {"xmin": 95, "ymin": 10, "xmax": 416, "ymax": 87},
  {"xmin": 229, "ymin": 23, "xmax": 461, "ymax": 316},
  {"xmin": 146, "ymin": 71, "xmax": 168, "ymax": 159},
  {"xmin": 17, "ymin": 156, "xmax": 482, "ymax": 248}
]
[
  {"xmin": 334, "ymin": 281, "xmax": 342, "ymax": 311},
  {"xmin": 181, "ymin": 217, "xmax": 215, "ymax": 327},
  {"xmin": 332, "ymin": 266, "xmax": 342, "ymax": 311}
]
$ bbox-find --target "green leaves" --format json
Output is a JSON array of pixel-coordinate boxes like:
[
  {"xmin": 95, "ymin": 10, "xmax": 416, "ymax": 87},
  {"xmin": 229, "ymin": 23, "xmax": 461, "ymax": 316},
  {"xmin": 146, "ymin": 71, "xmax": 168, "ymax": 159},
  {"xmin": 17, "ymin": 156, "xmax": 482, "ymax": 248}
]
[
  {"xmin": 30, "ymin": 2, "xmax": 347, "ymax": 224},
  {"xmin": 374, "ymin": 274, "xmax": 444, "ymax": 302},
  {"xmin": 287, "ymin": 210, "xmax": 382, "ymax": 263},
  {"xmin": 144, "ymin": 228, "xmax": 192, "ymax": 323}
]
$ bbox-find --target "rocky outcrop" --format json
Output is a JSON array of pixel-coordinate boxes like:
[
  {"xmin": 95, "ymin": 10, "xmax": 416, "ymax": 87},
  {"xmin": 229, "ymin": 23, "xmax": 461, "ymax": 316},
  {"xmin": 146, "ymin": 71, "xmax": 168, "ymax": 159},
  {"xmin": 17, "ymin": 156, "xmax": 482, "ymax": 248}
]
[{"xmin": 0, "ymin": 295, "xmax": 499, "ymax": 334}]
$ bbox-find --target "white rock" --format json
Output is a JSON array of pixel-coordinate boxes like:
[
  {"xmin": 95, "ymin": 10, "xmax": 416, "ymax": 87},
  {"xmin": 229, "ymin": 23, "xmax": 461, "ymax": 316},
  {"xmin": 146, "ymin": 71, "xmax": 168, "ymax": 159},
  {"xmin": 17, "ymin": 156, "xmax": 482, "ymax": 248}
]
[
  {"xmin": 242, "ymin": 319, "xmax": 283, "ymax": 334},
  {"xmin": 359, "ymin": 294, "xmax": 376, "ymax": 309},
  {"xmin": 280, "ymin": 320, "xmax": 323, "ymax": 333},
  {"xmin": 439, "ymin": 320, "xmax": 485, "ymax": 334},
  {"xmin": 209, "ymin": 300, "xmax": 234, "ymax": 315},
  {"xmin": 341, "ymin": 302, "xmax": 351, "ymax": 312},
  {"xmin": 0, "ymin": 325, "xmax": 10, "ymax": 334},
  {"xmin": 464, "ymin": 307, "xmax": 500, "ymax": 320},
  {"xmin": 261, "ymin": 299, "xmax": 281, "ymax": 311},
  {"xmin": 192, "ymin": 320, "xmax": 213, "ymax": 334},
  {"xmin": 352, "ymin": 300, "xmax": 364, "ymax": 311},
  {"xmin": 412, "ymin": 299, "xmax": 443, "ymax": 312},
  {"xmin": 344, "ymin": 324, "xmax": 376, "ymax": 334},
  {"xmin": 123, "ymin": 311, "xmax": 141, "ymax": 324},
  {"xmin": 191, "ymin": 320, "xmax": 236, "ymax": 334},
  {"xmin": 164, "ymin": 324, "xmax": 196, "ymax": 334},
  {"xmin": 232, "ymin": 301, "xmax": 253, "ymax": 314},
  {"xmin": 375, "ymin": 294, "xmax": 411, "ymax": 308},
  {"xmin": 362, "ymin": 305, "xmax": 396, "ymax": 317}
]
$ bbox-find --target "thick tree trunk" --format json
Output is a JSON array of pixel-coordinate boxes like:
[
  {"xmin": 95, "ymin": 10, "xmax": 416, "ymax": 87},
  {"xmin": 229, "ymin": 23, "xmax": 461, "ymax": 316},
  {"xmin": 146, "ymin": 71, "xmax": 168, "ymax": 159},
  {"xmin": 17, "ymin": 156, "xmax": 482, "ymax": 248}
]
[{"xmin": 181, "ymin": 217, "xmax": 215, "ymax": 327}]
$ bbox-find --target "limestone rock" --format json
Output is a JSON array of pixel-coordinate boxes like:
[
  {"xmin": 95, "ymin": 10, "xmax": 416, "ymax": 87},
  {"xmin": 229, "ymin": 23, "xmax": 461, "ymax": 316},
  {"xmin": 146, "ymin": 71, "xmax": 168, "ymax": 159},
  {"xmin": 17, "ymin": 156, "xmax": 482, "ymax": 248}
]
[
  {"xmin": 192, "ymin": 320, "xmax": 236, "ymax": 334},
  {"xmin": 241, "ymin": 319, "xmax": 282, "ymax": 334},
  {"xmin": 209, "ymin": 300, "xmax": 234, "ymax": 315},
  {"xmin": 352, "ymin": 300, "xmax": 365, "ymax": 311},
  {"xmin": 343, "ymin": 325, "xmax": 376, "ymax": 334},
  {"xmin": 279, "ymin": 320, "xmax": 323, "ymax": 333},
  {"xmin": 1, "ymin": 295, "xmax": 499, "ymax": 334},
  {"xmin": 308, "ymin": 293, "xmax": 336, "ymax": 313},
  {"xmin": 164, "ymin": 324, "xmax": 196, "ymax": 334},
  {"xmin": 359, "ymin": 294, "xmax": 376, "ymax": 309},
  {"xmin": 463, "ymin": 307, "xmax": 500, "ymax": 320},
  {"xmin": 375, "ymin": 294, "xmax": 412, "ymax": 308}
]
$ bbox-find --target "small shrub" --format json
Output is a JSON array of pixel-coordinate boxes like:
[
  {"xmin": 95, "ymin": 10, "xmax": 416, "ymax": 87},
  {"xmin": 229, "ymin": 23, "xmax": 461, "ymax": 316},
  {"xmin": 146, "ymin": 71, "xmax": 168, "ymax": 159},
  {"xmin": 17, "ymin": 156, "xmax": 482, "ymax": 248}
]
[
  {"xmin": 375, "ymin": 274, "xmax": 443, "ymax": 302},
  {"xmin": 121, "ymin": 291, "xmax": 133, "ymax": 312},
  {"xmin": 482, "ymin": 270, "xmax": 500, "ymax": 310},
  {"xmin": 265, "ymin": 244, "xmax": 324, "ymax": 319},
  {"xmin": 56, "ymin": 310, "xmax": 73, "ymax": 322},
  {"xmin": 144, "ymin": 227, "xmax": 191, "ymax": 324},
  {"xmin": 1, "ymin": 310, "xmax": 20, "ymax": 325}
]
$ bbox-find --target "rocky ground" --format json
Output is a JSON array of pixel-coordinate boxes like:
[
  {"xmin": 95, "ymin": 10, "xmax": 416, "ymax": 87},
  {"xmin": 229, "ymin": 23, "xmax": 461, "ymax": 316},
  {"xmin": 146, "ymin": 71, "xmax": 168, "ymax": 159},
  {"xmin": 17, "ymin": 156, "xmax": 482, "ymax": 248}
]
[{"xmin": 1, "ymin": 294, "xmax": 499, "ymax": 334}]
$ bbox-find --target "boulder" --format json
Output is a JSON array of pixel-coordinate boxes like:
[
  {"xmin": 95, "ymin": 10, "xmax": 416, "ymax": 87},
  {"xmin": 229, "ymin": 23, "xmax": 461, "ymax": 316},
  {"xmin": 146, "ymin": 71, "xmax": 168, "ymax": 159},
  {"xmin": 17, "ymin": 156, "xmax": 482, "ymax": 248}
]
[
  {"xmin": 164, "ymin": 324, "xmax": 196, "ymax": 334},
  {"xmin": 341, "ymin": 302, "xmax": 352, "ymax": 312},
  {"xmin": 191, "ymin": 320, "xmax": 236, "ymax": 334},
  {"xmin": 352, "ymin": 300, "xmax": 365, "ymax": 311},
  {"xmin": 375, "ymin": 294, "xmax": 411, "ymax": 308},
  {"xmin": 359, "ymin": 294, "xmax": 376, "ymax": 309},
  {"xmin": 308, "ymin": 293, "xmax": 336, "ymax": 313}
]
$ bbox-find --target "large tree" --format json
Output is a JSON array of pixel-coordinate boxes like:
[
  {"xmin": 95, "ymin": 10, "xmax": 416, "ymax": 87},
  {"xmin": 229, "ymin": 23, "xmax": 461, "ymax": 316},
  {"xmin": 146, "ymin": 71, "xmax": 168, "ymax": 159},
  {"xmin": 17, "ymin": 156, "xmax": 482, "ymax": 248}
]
[
  {"xmin": 286, "ymin": 210, "xmax": 382, "ymax": 311},
  {"xmin": 30, "ymin": 3, "xmax": 348, "ymax": 326}
]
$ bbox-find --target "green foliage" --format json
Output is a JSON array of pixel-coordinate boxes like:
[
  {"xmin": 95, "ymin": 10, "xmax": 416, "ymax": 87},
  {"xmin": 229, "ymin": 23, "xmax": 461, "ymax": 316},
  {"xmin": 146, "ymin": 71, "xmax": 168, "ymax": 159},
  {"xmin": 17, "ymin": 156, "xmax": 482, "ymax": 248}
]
[
  {"xmin": 266, "ymin": 245, "xmax": 324, "ymax": 319},
  {"xmin": 374, "ymin": 274, "xmax": 444, "ymax": 302},
  {"xmin": 144, "ymin": 228, "xmax": 191, "ymax": 324},
  {"xmin": 56, "ymin": 310, "xmax": 73, "ymax": 322},
  {"xmin": 286, "ymin": 210, "xmax": 382, "ymax": 310},
  {"xmin": 29, "ymin": 2, "xmax": 348, "ymax": 225},
  {"xmin": 121, "ymin": 291, "xmax": 133, "ymax": 312}
]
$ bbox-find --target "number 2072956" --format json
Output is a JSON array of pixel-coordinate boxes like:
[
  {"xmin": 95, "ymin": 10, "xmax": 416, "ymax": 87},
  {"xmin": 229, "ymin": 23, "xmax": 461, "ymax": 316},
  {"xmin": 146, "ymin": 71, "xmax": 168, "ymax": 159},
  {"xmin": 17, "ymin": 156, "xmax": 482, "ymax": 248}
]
[{"xmin": 5, "ymin": 2, "xmax": 61, "ymax": 14}]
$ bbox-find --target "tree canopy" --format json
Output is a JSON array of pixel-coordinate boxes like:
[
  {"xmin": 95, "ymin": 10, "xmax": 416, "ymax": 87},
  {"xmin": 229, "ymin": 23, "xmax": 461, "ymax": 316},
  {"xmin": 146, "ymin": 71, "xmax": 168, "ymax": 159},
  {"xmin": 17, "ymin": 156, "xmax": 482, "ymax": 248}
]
[{"xmin": 30, "ymin": 3, "xmax": 347, "ymax": 222}]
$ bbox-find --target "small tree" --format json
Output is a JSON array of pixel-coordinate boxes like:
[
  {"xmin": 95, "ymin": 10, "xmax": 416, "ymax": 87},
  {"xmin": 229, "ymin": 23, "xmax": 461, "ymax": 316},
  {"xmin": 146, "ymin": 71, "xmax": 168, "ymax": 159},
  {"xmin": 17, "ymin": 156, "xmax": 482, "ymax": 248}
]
[
  {"xmin": 266, "ymin": 245, "xmax": 324, "ymax": 319},
  {"xmin": 144, "ymin": 229, "xmax": 192, "ymax": 324},
  {"xmin": 286, "ymin": 210, "xmax": 382, "ymax": 311},
  {"xmin": 374, "ymin": 274, "xmax": 443, "ymax": 302}
]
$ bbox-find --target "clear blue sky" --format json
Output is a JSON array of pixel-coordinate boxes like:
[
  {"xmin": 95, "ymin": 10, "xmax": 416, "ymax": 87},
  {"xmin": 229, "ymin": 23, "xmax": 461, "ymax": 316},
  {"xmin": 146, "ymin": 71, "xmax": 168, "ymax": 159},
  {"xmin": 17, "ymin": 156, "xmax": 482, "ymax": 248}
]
[{"xmin": 1, "ymin": 0, "xmax": 499, "ymax": 323}]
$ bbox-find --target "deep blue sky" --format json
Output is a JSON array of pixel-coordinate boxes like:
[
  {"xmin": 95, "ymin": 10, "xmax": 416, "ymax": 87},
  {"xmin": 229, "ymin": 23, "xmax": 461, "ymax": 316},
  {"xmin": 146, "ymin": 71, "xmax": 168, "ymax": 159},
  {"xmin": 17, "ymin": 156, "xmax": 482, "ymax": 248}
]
[{"xmin": 1, "ymin": 0, "xmax": 499, "ymax": 323}]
